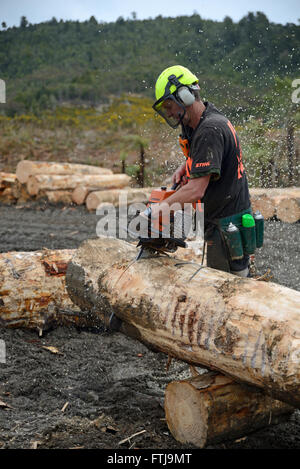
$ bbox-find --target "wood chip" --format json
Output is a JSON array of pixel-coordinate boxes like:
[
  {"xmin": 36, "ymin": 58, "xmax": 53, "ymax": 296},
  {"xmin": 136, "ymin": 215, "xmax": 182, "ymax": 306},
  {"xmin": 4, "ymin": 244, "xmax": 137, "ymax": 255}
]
[
  {"xmin": 0, "ymin": 399, "xmax": 12, "ymax": 409},
  {"xmin": 42, "ymin": 346, "xmax": 63, "ymax": 355},
  {"xmin": 234, "ymin": 436, "xmax": 247, "ymax": 443},
  {"xmin": 118, "ymin": 429, "xmax": 146, "ymax": 445},
  {"xmin": 31, "ymin": 440, "xmax": 42, "ymax": 449},
  {"xmin": 61, "ymin": 401, "xmax": 69, "ymax": 412}
]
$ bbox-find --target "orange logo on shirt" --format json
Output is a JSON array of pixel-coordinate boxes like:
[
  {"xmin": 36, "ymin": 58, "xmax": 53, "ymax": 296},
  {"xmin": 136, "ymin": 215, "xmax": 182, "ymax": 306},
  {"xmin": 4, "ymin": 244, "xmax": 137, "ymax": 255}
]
[
  {"xmin": 195, "ymin": 161, "xmax": 210, "ymax": 168},
  {"xmin": 227, "ymin": 120, "xmax": 245, "ymax": 180}
]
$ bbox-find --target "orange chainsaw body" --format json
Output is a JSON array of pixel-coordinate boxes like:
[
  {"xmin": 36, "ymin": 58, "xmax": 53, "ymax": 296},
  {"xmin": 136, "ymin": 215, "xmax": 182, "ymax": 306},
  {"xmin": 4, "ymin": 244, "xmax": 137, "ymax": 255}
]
[
  {"xmin": 146, "ymin": 186, "xmax": 176, "ymax": 233},
  {"xmin": 147, "ymin": 186, "xmax": 176, "ymax": 205}
]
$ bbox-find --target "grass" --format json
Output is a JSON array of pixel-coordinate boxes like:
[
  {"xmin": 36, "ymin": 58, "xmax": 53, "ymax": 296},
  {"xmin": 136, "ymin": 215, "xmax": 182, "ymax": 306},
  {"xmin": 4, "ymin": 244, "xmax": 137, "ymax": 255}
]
[{"xmin": 0, "ymin": 95, "xmax": 299, "ymax": 189}]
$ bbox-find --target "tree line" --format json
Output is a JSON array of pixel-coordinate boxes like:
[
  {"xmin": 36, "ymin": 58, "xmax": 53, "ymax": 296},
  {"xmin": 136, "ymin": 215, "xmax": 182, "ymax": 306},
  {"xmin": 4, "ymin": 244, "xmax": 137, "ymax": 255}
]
[{"xmin": 0, "ymin": 12, "xmax": 299, "ymax": 119}]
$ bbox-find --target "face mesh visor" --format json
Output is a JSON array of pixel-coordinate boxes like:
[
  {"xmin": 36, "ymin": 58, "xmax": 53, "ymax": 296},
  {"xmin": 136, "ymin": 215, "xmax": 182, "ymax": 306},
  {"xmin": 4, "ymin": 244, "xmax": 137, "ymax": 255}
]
[{"xmin": 152, "ymin": 94, "xmax": 186, "ymax": 129}]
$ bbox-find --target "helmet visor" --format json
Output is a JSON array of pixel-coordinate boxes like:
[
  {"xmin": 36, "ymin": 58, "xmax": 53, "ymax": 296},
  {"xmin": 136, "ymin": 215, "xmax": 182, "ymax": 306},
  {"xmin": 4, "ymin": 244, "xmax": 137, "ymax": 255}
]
[{"xmin": 152, "ymin": 94, "xmax": 186, "ymax": 129}]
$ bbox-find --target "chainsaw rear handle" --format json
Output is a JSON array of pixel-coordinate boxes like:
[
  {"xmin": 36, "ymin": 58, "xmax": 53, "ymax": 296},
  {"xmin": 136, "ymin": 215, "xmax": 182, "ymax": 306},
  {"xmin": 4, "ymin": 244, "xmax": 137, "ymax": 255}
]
[{"xmin": 171, "ymin": 180, "xmax": 181, "ymax": 191}]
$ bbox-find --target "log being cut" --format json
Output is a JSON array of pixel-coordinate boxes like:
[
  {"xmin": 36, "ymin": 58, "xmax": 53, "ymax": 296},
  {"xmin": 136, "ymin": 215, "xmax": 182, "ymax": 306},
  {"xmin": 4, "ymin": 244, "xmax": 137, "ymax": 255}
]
[
  {"xmin": 27, "ymin": 173, "xmax": 131, "ymax": 196},
  {"xmin": 66, "ymin": 238, "xmax": 300, "ymax": 408},
  {"xmin": 16, "ymin": 160, "xmax": 113, "ymax": 184},
  {"xmin": 0, "ymin": 249, "xmax": 102, "ymax": 333},
  {"xmin": 164, "ymin": 371, "xmax": 293, "ymax": 447}
]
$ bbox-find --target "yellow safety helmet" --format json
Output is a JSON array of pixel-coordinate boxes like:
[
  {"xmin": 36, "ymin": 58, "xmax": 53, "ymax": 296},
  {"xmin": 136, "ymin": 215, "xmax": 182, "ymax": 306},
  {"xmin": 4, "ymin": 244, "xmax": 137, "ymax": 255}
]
[{"xmin": 153, "ymin": 65, "xmax": 199, "ymax": 128}]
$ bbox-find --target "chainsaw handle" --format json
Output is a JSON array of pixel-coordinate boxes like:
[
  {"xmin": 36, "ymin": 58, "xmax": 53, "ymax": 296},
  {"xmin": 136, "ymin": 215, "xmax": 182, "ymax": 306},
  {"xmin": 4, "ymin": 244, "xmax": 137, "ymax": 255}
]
[{"xmin": 171, "ymin": 181, "xmax": 181, "ymax": 191}]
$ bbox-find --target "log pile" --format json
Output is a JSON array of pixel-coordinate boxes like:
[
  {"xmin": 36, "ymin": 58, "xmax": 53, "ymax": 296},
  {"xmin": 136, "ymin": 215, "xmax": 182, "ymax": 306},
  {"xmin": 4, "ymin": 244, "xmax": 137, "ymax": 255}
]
[
  {"xmin": 0, "ymin": 161, "xmax": 154, "ymax": 209},
  {"xmin": 250, "ymin": 187, "xmax": 300, "ymax": 223},
  {"xmin": 0, "ymin": 238, "xmax": 299, "ymax": 446},
  {"xmin": 1, "ymin": 161, "xmax": 300, "ymax": 222}
]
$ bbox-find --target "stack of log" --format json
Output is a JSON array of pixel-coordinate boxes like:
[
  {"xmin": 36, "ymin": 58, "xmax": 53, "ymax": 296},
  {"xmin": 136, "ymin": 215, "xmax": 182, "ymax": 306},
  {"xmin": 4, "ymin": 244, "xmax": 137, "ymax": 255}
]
[
  {"xmin": 0, "ymin": 161, "xmax": 151, "ymax": 208},
  {"xmin": 250, "ymin": 187, "xmax": 300, "ymax": 223},
  {"xmin": 1, "ymin": 161, "xmax": 300, "ymax": 222}
]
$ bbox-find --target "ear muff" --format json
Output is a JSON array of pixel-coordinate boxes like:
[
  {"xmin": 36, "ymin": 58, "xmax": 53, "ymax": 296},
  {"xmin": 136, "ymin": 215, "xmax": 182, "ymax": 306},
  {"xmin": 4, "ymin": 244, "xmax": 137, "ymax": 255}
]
[{"xmin": 177, "ymin": 86, "xmax": 195, "ymax": 107}]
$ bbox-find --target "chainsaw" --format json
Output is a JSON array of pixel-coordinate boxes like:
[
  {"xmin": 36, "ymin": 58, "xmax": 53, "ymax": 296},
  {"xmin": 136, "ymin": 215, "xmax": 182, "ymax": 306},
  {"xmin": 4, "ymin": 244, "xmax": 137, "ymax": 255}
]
[
  {"xmin": 109, "ymin": 183, "xmax": 193, "ymax": 331},
  {"xmin": 127, "ymin": 182, "xmax": 191, "ymax": 260}
]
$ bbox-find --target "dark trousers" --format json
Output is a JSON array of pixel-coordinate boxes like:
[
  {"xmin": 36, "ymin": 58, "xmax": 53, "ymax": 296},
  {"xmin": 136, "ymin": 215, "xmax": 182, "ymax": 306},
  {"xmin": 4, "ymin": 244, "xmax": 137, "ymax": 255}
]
[{"xmin": 205, "ymin": 226, "xmax": 249, "ymax": 273}]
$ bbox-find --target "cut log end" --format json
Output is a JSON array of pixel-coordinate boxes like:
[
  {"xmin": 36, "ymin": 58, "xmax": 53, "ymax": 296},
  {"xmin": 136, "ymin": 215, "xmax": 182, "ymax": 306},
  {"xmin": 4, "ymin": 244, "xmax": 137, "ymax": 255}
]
[
  {"xmin": 164, "ymin": 373, "xmax": 294, "ymax": 448},
  {"xmin": 276, "ymin": 198, "xmax": 300, "ymax": 223}
]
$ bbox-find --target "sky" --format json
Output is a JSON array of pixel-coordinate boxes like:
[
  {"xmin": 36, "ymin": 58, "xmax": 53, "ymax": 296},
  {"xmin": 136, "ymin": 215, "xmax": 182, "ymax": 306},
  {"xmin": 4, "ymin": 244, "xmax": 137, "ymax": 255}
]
[{"xmin": 0, "ymin": 0, "xmax": 299, "ymax": 27}]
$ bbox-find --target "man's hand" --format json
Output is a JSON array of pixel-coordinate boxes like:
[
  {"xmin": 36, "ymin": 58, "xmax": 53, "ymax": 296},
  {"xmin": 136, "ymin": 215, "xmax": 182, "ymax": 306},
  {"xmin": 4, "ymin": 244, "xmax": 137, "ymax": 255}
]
[{"xmin": 172, "ymin": 163, "xmax": 187, "ymax": 187}]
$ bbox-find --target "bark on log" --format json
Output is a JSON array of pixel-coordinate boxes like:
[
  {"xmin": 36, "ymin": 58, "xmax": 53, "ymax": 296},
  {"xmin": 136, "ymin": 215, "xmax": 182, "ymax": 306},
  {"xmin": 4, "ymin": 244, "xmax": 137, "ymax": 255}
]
[
  {"xmin": 16, "ymin": 161, "xmax": 113, "ymax": 184},
  {"xmin": 164, "ymin": 371, "xmax": 294, "ymax": 447},
  {"xmin": 66, "ymin": 238, "xmax": 300, "ymax": 408},
  {"xmin": 27, "ymin": 173, "xmax": 131, "ymax": 196},
  {"xmin": 0, "ymin": 249, "xmax": 102, "ymax": 333},
  {"xmin": 85, "ymin": 188, "xmax": 152, "ymax": 210}
]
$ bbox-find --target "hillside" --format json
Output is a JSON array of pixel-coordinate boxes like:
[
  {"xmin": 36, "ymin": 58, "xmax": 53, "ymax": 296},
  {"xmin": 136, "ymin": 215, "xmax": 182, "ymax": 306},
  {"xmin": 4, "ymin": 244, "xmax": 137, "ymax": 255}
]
[{"xmin": 0, "ymin": 12, "xmax": 299, "ymax": 117}]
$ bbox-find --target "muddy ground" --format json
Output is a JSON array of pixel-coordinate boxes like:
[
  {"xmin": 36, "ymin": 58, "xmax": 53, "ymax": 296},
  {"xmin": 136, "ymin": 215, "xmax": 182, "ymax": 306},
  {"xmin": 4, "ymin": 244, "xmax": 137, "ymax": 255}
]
[{"xmin": 0, "ymin": 201, "xmax": 299, "ymax": 450}]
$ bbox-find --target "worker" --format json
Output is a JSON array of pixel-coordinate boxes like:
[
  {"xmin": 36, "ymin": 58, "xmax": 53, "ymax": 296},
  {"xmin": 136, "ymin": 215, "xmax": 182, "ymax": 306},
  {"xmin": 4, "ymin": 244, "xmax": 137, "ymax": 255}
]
[{"xmin": 149, "ymin": 64, "xmax": 254, "ymax": 277}]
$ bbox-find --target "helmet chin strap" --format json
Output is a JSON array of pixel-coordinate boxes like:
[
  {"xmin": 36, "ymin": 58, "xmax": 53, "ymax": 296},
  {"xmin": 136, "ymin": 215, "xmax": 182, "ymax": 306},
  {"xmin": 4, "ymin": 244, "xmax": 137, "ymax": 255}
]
[{"xmin": 177, "ymin": 108, "xmax": 186, "ymax": 126}]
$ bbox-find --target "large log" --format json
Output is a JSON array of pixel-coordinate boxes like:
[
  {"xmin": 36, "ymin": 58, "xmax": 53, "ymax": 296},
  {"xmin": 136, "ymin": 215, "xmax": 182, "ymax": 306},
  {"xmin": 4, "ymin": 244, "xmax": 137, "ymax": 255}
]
[
  {"xmin": 16, "ymin": 161, "xmax": 113, "ymax": 184},
  {"xmin": 85, "ymin": 188, "xmax": 152, "ymax": 210},
  {"xmin": 66, "ymin": 238, "xmax": 300, "ymax": 408},
  {"xmin": 27, "ymin": 174, "xmax": 131, "ymax": 196},
  {"xmin": 164, "ymin": 371, "xmax": 294, "ymax": 448},
  {"xmin": 0, "ymin": 249, "xmax": 102, "ymax": 333}
]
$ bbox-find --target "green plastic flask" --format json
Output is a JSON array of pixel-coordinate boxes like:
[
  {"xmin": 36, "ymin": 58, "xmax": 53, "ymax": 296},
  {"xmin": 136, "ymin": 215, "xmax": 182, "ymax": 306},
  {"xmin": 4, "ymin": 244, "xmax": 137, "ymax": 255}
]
[{"xmin": 241, "ymin": 214, "xmax": 256, "ymax": 255}]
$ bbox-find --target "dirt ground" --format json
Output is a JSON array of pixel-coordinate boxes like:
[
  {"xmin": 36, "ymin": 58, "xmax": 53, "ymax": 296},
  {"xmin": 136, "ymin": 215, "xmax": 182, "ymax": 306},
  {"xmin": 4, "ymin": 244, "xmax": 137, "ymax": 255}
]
[{"xmin": 0, "ymin": 201, "xmax": 299, "ymax": 450}]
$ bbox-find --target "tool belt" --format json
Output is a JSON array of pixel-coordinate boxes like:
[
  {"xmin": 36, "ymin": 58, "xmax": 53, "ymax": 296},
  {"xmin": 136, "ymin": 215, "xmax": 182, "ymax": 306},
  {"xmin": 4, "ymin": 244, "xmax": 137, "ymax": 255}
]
[{"xmin": 206, "ymin": 207, "xmax": 264, "ymax": 261}]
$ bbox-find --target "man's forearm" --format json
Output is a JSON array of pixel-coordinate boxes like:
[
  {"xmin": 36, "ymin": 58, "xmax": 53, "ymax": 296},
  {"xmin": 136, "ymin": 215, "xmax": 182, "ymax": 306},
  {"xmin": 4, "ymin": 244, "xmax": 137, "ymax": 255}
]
[{"xmin": 151, "ymin": 176, "xmax": 210, "ymax": 219}]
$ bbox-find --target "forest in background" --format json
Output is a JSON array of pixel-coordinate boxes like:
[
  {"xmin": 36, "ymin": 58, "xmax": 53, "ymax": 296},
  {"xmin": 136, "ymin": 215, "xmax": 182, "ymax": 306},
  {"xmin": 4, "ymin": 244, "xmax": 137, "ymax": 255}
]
[{"xmin": 0, "ymin": 12, "xmax": 299, "ymax": 188}]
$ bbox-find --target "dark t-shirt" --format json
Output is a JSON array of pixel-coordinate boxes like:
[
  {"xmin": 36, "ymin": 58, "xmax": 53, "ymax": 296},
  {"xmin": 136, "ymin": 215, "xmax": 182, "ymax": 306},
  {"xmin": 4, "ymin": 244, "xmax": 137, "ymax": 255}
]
[{"xmin": 186, "ymin": 102, "xmax": 250, "ymax": 222}]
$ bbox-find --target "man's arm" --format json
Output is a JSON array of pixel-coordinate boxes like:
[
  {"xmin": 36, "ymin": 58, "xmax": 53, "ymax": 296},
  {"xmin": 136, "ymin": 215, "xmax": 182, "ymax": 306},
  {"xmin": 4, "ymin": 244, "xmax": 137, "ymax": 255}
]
[{"xmin": 150, "ymin": 175, "xmax": 210, "ymax": 221}]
